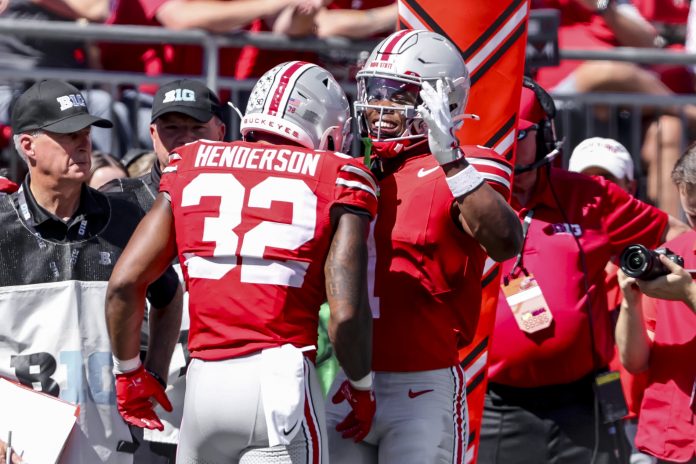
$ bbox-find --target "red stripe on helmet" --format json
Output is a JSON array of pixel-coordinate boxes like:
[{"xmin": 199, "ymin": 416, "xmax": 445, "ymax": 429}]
[{"xmin": 267, "ymin": 61, "xmax": 307, "ymax": 116}]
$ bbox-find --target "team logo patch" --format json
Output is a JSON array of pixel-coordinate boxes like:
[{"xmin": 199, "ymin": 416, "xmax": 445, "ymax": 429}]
[
  {"xmin": 547, "ymin": 222, "xmax": 582, "ymax": 237},
  {"xmin": 99, "ymin": 252, "xmax": 112, "ymax": 265},
  {"xmin": 162, "ymin": 88, "xmax": 196, "ymax": 103},
  {"xmin": 56, "ymin": 94, "xmax": 87, "ymax": 111}
]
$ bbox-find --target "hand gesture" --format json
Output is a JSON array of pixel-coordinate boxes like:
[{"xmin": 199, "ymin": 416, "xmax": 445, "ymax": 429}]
[
  {"xmin": 0, "ymin": 440, "xmax": 22, "ymax": 463},
  {"xmin": 115, "ymin": 366, "xmax": 173, "ymax": 431},
  {"xmin": 635, "ymin": 254, "xmax": 696, "ymax": 305},
  {"xmin": 331, "ymin": 380, "xmax": 376, "ymax": 442},
  {"xmin": 417, "ymin": 79, "xmax": 460, "ymax": 165}
]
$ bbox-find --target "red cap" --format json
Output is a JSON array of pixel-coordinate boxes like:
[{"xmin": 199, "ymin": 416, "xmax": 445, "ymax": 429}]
[{"xmin": 518, "ymin": 86, "xmax": 546, "ymax": 130}]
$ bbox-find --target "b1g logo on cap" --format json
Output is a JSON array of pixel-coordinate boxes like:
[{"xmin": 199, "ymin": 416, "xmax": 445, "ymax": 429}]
[
  {"xmin": 163, "ymin": 88, "xmax": 196, "ymax": 103},
  {"xmin": 56, "ymin": 94, "xmax": 87, "ymax": 111}
]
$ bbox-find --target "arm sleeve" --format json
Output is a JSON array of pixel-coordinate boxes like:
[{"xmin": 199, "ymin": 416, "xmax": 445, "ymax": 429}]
[
  {"xmin": 600, "ymin": 177, "xmax": 668, "ymax": 254},
  {"xmin": 463, "ymin": 145, "xmax": 512, "ymax": 200},
  {"xmin": 333, "ymin": 158, "xmax": 379, "ymax": 219},
  {"xmin": 145, "ymin": 264, "xmax": 180, "ymax": 308}
]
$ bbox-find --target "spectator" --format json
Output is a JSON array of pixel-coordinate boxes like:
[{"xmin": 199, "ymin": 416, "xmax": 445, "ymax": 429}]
[
  {"xmin": 100, "ymin": 0, "xmax": 318, "ymax": 146},
  {"xmin": 100, "ymin": 78, "xmax": 225, "ymax": 463},
  {"xmin": 0, "ymin": 0, "xmax": 128, "ymax": 156},
  {"xmin": 0, "ymin": 79, "xmax": 182, "ymax": 463},
  {"xmin": 477, "ymin": 77, "xmax": 688, "ymax": 464},
  {"xmin": 325, "ymin": 30, "xmax": 522, "ymax": 464},
  {"xmin": 568, "ymin": 136, "xmax": 657, "ymax": 464},
  {"xmin": 89, "ymin": 151, "xmax": 128, "ymax": 189},
  {"xmin": 312, "ymin": 0, "xmax": 397, "ymax": 81},
  {"xmin": 105, "ymin": 61, "xmax": 377, "ymax": 462},
  {"xmin": 615, "ymin": 142, "xmax": 696, "ymax": 463},
  {"xmin": 533, "ymin": 0, "xmax": 695, "ymax": 217}
]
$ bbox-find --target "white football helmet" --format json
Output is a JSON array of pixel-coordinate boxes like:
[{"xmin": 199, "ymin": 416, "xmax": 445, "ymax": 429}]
[
  {"xmin": 241, "ymin": 61, "xmax": 351, "ymax": 152},
  {"xmin": 355, "ymin": 30, "xmax": 471, "ymax": 148}
]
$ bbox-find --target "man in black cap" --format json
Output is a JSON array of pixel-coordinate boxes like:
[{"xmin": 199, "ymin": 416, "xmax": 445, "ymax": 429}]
[
  {"xmin": 0, "ymin": 79, "xmax": 182, "ymax": 464},
  {"xmin": 101, "ymin": 79, "xmax": 226, "ymax": 209},
  {"xmin": 102, "ymin": 78, "xmax": 225, "ymax": 463}
]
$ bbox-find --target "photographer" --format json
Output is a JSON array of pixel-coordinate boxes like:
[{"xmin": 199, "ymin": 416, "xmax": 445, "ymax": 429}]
[{"xmin": 616, "ymin": 145, "xmax": 696, "ymax": 463}]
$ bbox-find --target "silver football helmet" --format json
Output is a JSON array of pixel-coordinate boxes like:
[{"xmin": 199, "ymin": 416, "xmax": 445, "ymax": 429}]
[
  {"xmin": 355, "ymin": 30, "xmax": 471, "ymax": 144},
  {"xmin": 240, "ymin": 61, "xmax": 351, "ymax": 152}
]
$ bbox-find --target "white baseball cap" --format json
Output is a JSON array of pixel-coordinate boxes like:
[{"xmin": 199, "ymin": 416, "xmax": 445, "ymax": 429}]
[{"xmin": 568, "ymin": 137, "xmax": 635, "ymax": 181}]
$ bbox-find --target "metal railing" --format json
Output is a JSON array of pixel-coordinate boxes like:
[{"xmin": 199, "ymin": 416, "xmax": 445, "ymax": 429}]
[{"xmin": 2, "ymin": 18, "xmax": 696, "ymax": 212}]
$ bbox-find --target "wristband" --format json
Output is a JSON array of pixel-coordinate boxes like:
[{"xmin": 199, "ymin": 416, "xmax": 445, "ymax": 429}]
[
  {"xmin": 112, "ymin": 355, "xmax": 141, "ymax": 374},
  {"xmin": 146, "ymin": 369, "xmax": 167, "ymax": 389},
  {"xmin": 348, "ymin": 372, "xmax": 374, "ymax": 390},
  {"xmin": 445, "ymin": 164, "xmax": 484, "ymax": 198}
]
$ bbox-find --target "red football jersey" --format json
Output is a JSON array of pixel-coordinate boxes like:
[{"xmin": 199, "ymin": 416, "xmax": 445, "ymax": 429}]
[
  {"xmin": 160, "ymin": 140, "xmax": 378, "ymax": 360},
  {"xmin": 370, "ymin": 152, "xmax": 509, "ymax": 372}
]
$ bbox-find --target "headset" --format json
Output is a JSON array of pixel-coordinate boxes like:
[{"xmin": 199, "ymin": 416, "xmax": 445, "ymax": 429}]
[{"xmin": 514, "ymin": 76, "xmax": 563, "ymax": 174}]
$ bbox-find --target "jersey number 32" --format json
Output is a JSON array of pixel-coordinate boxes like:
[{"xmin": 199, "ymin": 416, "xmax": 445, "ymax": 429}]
[{"xmin": 181, "ymin": 173, "xmax": 317, "ymax": 287}]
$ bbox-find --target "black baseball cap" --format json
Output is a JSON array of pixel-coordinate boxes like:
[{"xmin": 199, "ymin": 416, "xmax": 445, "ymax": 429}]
[
  {"xmin": 151, "ymin": 79, "xmax": 223, "ymax": 123},
  {"xmin": 11, "ymin": 80, "xmax": 113, "ymax": 134}
]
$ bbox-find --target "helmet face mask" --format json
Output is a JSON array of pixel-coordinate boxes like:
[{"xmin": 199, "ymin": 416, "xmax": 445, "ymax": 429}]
[
  {"xmin": 241, "ymin": 61, "xmax": 351, "ymax": 152},
  {"xmin": 355, "ymin": 30, "xmax": 471, "ymax": 156}
]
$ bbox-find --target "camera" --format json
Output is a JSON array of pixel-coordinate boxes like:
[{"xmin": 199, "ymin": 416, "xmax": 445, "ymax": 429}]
[{"xmin": 619, "ymin": 244, "xmax": 684, "ymax": 280}]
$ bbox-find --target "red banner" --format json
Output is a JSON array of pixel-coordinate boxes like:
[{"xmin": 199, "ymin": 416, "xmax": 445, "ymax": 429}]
[{"xmin": 397, "ymin": 1, "xmax": 530, "ymax": 462}]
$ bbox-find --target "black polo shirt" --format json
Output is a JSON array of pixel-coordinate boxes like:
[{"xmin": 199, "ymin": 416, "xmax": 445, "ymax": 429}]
[
  {"xmin": 11, "ymin": 175, "xmax": 179, "ymax": 308},
  {"xmin": 15, "ymin": 176, "xmax": 110, "ymax": 242}
]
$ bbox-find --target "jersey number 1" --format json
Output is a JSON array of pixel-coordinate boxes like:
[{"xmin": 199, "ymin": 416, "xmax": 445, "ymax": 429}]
[{"xmin": 181, "ymin": 173, "xmax": 317, "ymax": 287}]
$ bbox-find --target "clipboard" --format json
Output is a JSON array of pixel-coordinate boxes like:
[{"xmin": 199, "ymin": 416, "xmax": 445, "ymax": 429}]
[{"xmin": 0, "ymin": 378, "xmax": 78, "ymax": 464}]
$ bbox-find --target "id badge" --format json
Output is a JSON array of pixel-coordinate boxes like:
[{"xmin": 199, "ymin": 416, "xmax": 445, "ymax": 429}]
[{"xmin": 502, "ymin": 272, "xmax": 553, "ymax": 333}]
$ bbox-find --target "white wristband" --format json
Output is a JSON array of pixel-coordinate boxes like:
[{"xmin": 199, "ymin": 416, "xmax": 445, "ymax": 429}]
[
  {"xmin": 348, "ymin": 372, "xmax": 374, "ymax": 390},
  {"xmin": 112, "ymin": 355, "xmax": 141, "ymax": 374},
  {"xmin": 446, "ymin": 164, "xmax": 484, "ymax": 198}
]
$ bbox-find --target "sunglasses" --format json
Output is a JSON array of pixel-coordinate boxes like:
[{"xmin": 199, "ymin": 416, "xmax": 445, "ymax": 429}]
[{"xmin": 517, "ymin": 124, "xmax": 539, "ymax": 141}]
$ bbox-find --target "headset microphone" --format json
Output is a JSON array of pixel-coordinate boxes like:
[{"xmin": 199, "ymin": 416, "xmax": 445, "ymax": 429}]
[{"xmin": 514, "ymin": 140, "xmax": 564, "ymax": 174}]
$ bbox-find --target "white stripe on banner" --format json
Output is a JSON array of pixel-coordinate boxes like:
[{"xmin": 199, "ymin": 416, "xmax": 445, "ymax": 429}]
[
  {"xmin": 466, "ymin": 1, "xmax": 529, "ymax": 73},
  {"xmin": 493, "ymin": 127, "xmax": 517, "ymax": 158},
  {"xmin": 397, "ymin": 1, "xmax": 428, "ymax": 31},
  {"xmin": 465, "ymin": 351, "xmax": 488, "ymax": 382}
]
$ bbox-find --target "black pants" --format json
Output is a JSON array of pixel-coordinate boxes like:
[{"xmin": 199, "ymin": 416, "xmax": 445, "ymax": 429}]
[{"xmin": 478, "ymin": 374, "xmax": 627, "ymax": 464}]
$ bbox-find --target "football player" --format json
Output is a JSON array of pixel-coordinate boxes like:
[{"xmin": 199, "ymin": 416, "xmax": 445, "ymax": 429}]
[
  {"xmin": 106, "ymin": 61, "xmax": 378, "ymax": 463},
  {"xmin": 324, "ymin": 30, "xmax": 523, "ymax": 464}
]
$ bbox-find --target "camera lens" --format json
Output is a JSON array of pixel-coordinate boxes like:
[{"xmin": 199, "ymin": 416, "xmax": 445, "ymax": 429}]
[
  {"xmin": 626, "ymin": 252, "xmax": 644, "ymax": 271},
  {"xmin": 620, "ymin": 244, "xmax": 652, "ymax": 278}
]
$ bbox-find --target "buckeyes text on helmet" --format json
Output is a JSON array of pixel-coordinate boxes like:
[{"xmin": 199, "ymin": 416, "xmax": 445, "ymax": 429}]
[
  {"xmin": 240, "ymin": 61, "xmax": 352, "ymax": 153},
  {"xmin": 355, "ymin": 29, "xmax": 471, "ymax": 145}
]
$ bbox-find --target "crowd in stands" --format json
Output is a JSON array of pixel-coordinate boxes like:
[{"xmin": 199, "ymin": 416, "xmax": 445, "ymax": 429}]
[{"xmin": 0, "ymin": 1, "xmax": 695, "ymax": 464}]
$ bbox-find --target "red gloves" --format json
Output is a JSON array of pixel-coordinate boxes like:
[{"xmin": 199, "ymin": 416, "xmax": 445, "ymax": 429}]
[
  {"xmin": 331, "ymin": 380, "xmax": 376, "ymax": 442},
  {"xmin": 115, "ymin": 365, "xmax": 172, "ymax": 431}
]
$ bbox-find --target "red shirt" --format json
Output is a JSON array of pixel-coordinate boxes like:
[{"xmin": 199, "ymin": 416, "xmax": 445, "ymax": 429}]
[
  {"xmin": 160, "ymin": 140, "xmax": 378, "ymax": 360},
  {"xmin": 533, "ymin": 0, "xmax": 633, "ymax": 89},
  {"xmin": 634, "ymin": 0, "xmax": 690, "ymax": 24},
  {"xmin": 488, "ymin": 169, "xmax": 667, "ymax": 387},
  {"xmin": 0, "ymin": 176, "xmax": 19, "ymax": 194},
  {"xmin": 100, "ymin": 0, "xmax": 268, "ymax": 92},
  {"xmin": 371, "ymin": 150, "xmax": 512, "ymax": 372},
  {"xmin": 635, "ymin": 230, "xmax": 696, "ymax": 462}
]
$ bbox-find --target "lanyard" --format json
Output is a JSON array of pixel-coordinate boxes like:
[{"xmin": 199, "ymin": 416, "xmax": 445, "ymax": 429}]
[
  {"xmin": 15, "ymin": 185, "xmax": 88, "ymax": 240},
  {"xmin": 508, "ymin": 209, "xmax": 534, "ymax": 281}
]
